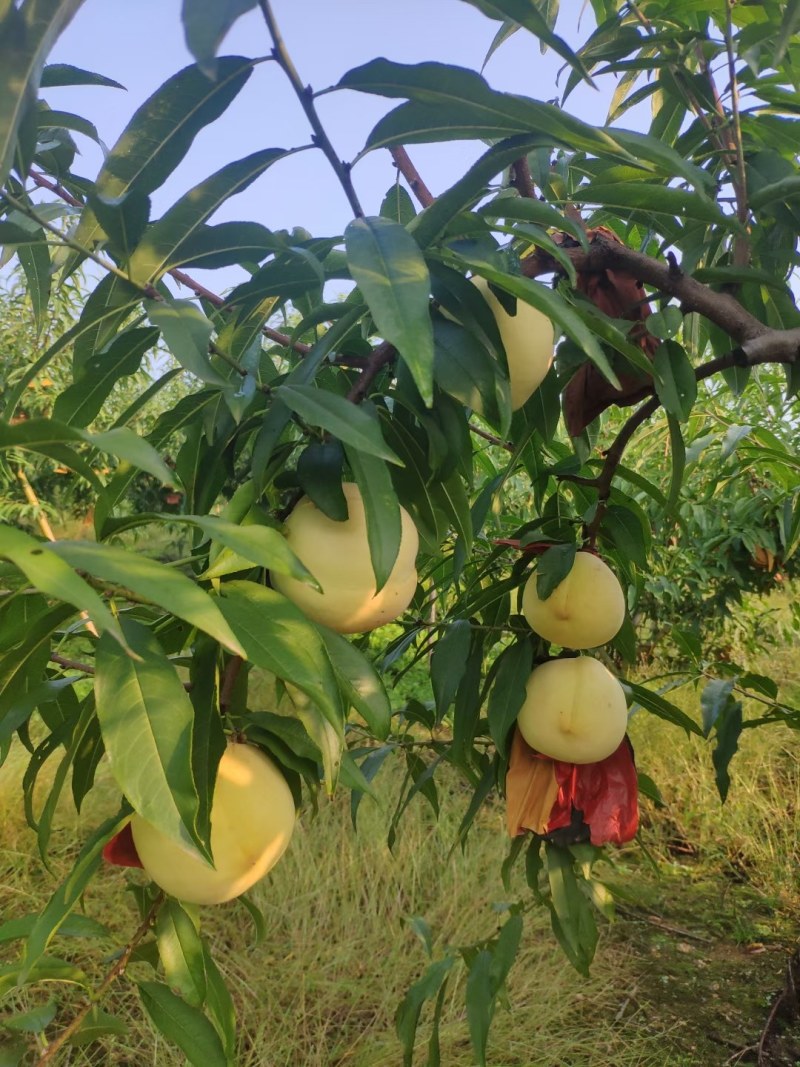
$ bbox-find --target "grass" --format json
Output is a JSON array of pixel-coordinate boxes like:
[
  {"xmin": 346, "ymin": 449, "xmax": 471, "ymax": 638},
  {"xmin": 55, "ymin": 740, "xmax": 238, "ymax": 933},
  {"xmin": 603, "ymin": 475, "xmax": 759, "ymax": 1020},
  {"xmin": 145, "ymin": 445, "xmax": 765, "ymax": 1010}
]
[{"xmin": 1, "ymin": 598, "xmax": 799, "ymax": 1065}]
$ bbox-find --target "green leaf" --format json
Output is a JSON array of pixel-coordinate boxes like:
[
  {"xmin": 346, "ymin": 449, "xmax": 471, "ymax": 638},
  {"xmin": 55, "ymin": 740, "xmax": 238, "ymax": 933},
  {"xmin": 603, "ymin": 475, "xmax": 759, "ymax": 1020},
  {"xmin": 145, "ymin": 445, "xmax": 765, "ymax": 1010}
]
[
  {"xmin": 2, "ymin": 1001, "xmax": 57, "ymax": 1032},
  {"xmin": 456, "ymin": 260, "xmax": 621, "ymax": 388},
  {"xmin": 317, "ymin": 626, "xmax": 392, "ymax": 740},
  {"xmin": 0, "ymin": 956, "xmax": 88, "ymax": 998},
  {"xmin": 67, "ymin": 1007, "xmax": 128, "ymax": 1047},
  {"xmin": 626, "ymin": 680, "xmax": 702, "ymax": 737},
  {"xmin": 181, "ymin": 0, "xmax": 258, "ymax": 73},
  {"xmin": 17, "ymin": 233, "xmax": 51, "ymax": 335},
  {"xmin": 156, "ymin": 901, "xmax": 206, "ymax": 1008},
  {"xmin": 460, "ymin": 0, "xmax": 595, "ymax": 88},
  {"xmin": 146, "ymin": 299, "xmax": 229, "ymax": 386},
  {"xmin": 664, "ymin": 415, "xmax": 685, "ymax": 519},
  {"xmin": 217, "ymin": 581, "xmax": 343, "ymax": 730},
  {"xmin": 576, "ymin": 182, "xmax": 729, "ymax": 226},
  {"xmin": 600, "ymin": 503, "xmax": 651, "ymax": 568},
  {"xmin": 0, "ymin": 221, "xmax": 47, "ymax": 245},
  {"xmin": 0, "ymin": 524, "xmax": 124, "ymax": 644},
  {"xmin": 88, "ymin": 190, "xmax": 151, "ymax": 261},
  {"xmin": 380, "ymin": 182, "xmax": 417, "ymax": 224},
  {"xmin": 653, "ymin": 340, "xmax": 697, "ymax": 421},
  {"xmin": 535, "ymin": 542, "xmax": 577, "ymax": 600},
  {"xmin": 345, "ymin": 216, "xmax": 435, "ymax": 405},
  {"xmin": 74, "ymin": 56, "xmax": 255, "ymax": 248},
  {"xmin": 129, "ymin": 148, "xmax": 292, "ymax": 284},
  {"xmin": 296, "ymin": 441, "xmax": 348, "ymax": 521},
  {"xmin": 340, "ymin": 60, "xmax": 639, "ymax": 166},
  {"xmin": 433, "ymin": 317, "xmax": 509, "ymax": 430},
  {"xmin": 95, "ymin": 620, "xmax": 205, "ymax": 856},
  {"xmin": 20, "ymin": 809, "xmax": 129, "ymax": 982},
  {"xmin": 138, "ymin": 981, "xmax": 229, "ymax": 1067},
  {"xmin": 343, "ymin": 442, "xmax": 403, "ymax": 592},
  {"xmin": 465, "ymin": 949, "xmax": 493, "ymax": 1066},
  {"xmin": 646, "ymin": 306, "xmax": 684, "ymax": 341},
  {"xmin": 479, "ymin": 195, "xmax": 588, "ymax": 248},
  {"xmin": 487, "ymin": 639, "xmax": 533, "ymax": 756},
  {"xmin": 545, "ymin": 844, "xmax": 597, "ymax": 976},
  {"xmin": 201, "ymin": 941, "xmax": 236, "ymax": 1058},
  {"xmin": 53, "ymin": 327, "xmax": 158, "ymax": 427},
  {"xmin": 40, "ymin": 61, "xmax": 124, "ymax": 89},
  {"xmin": 431, "ymin": 619, "xmax": 472, "ymax": 720},
  {"xmin": 412, "ymin": 134, "xmax": 570, "ymax": 249},
  {"xmin": 277, "ymin": 384, "xmax": 402, "ymax": 465},
  {"xmin": 49, "ymin": 541, "xmax": 246, "ymax": 656},
  {"xmin": 0, "ymin": 0, "xmax": 85, "ymax": 186},
  {"xmin": 0, "ymin": 912, "xmax": 108, "ymax": 945},
  {"xmin": 395, "ymin": 957, "xmax": 455, "ymax": 1067},
  {"xmin": 154, "ymin": 220, "xmax": 281, "ymax": 272}
]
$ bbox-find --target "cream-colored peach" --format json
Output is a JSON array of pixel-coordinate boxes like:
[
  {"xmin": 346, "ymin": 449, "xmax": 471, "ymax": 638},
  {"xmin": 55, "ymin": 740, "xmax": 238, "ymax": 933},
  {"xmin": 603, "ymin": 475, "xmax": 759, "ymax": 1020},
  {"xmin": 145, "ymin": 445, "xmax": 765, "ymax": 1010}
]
[
  {"xmin": 472, "ymin": 277, "xmax": 554, "ymax": 410},
  {"xmin": 522, "ymin": 551, "xmax": 625, "ymax": 649},
  {"xmin": 271, "ymin": 483, "xmax": 419, "ymax": 633},
  {"xmin": 131, "ymin": 744, "xmax": 295, "ymax": 905},
  {"xmin": 516, "ymin": 656, "xmax": 628, "ymax": 764}
]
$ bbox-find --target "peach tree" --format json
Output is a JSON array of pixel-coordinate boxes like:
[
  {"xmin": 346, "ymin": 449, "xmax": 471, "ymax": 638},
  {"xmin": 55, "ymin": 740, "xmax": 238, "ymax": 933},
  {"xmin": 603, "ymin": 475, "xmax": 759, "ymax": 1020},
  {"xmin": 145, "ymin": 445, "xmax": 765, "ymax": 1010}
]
[{"xmin": 1, "ymin": 0, "xmax": 799, "ymax": 1063}]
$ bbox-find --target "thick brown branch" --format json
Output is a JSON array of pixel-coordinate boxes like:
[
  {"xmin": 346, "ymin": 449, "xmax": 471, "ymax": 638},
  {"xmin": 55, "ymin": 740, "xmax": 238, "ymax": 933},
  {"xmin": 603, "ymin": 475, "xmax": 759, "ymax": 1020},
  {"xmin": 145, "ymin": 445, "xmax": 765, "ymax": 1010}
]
[
  {"xmin": 389, "ymin": 146, "xmax": 435, "ymax": 209},
  {"xmin": 521, "ymin": 235, "xmax": 767, "ymax": 345},
  {"xmin": 510, "ymin": 156, "xmax": 536, "ymax": 200}
]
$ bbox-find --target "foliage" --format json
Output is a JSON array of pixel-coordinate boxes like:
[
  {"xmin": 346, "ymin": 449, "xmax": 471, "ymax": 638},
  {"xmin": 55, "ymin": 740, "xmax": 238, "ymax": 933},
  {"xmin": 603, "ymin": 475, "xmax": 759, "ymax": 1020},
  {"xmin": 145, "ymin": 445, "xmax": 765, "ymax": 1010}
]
[{"xmin": 0, "ymin": 0, "xmax": 799, "ymax": 1063}]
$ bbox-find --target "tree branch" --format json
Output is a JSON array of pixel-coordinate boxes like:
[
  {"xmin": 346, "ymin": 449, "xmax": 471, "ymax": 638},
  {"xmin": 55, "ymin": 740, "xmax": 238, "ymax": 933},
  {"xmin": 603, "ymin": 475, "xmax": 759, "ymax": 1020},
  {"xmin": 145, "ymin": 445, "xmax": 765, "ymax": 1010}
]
[
  {"xmin": 345, "ymin": 341, "xmax": 396, "ymax": 403},
  {"xmin": 510, "ymin": 156, "xmax": 536, "ymax": 200},
  {"xmin": 389, "ymin": 146, "xmax": 435, "ymax": 209},
  {"xmin": 35, "ymin": 894, "xmax": 163, "ymax": 1066},
  {"xmin": 257, "ymin": 0, "xmax": 364, "ymax": 218},
  {"xmin": 520, "ymin": 234, "xmax": 782, "ymax": 350}
]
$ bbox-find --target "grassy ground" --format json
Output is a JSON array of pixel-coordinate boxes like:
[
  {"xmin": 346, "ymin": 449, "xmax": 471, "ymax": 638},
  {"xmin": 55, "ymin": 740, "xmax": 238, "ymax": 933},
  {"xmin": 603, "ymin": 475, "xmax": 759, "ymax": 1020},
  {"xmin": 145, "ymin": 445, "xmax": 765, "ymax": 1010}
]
[{"xmin": 1, "ymin": 608, "xmax": 799, "ymax": 1065}]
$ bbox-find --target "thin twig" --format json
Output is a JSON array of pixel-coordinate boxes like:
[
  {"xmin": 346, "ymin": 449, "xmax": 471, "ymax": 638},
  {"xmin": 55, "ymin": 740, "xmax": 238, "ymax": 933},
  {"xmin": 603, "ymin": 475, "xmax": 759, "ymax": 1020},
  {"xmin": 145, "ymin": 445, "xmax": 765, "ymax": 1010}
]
[
  {"xmin": 469, "ymin": 423, "xmax": 514, "ymax": 452},
  {"xmin": 35, "ymin": 894, "xmax": 164, "ymax": 1066},
  {"xmin": 257, "ymin": 0, "xmax": 364, "ymax": 218},
  {"xmin": 389, "ymin": 146, "xmax": 435, "ymax": 209},
  {"xmin": 345, "ymin": 341, "xmax": 395, "ymax": 403},
  {"xmin": 49, "ymin": 653, "xmax": 95, "ymax": 675}
]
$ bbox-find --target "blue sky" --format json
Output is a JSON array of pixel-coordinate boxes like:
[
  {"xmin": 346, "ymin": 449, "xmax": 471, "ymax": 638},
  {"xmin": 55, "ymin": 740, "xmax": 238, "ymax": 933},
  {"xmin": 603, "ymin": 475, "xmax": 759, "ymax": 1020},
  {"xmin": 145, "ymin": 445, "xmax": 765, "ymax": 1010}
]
[{"xmin": 45, "ymin": 1, "xmax": 611, "ymax": 292}]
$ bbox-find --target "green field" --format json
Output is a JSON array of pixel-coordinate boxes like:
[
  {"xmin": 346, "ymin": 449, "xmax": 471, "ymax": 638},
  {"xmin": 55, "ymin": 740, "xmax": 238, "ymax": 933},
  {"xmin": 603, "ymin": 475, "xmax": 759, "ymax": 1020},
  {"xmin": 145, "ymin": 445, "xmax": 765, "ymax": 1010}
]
[{"xmin": 1, "ymin": 596, "xmax": 799, "ymax": 1067}]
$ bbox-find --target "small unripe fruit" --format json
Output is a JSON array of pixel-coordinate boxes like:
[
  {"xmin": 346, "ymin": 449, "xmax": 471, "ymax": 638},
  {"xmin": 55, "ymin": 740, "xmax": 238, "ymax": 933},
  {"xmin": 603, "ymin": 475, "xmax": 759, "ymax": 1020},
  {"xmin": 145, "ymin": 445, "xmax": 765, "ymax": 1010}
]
[
  {"xmin": 472, "ymin": 277, "xmax": 554, "ymax": 410},
  {"xmin": 272, "ymin": 483, "xmax": 419, "ymax": 634},
  {"xmin": 522, "ymin": 551, "xmax": 625, "ymax": 649},
  {"xmin": 130, "ymin": 744, "xmax": 295, "ymax": 905},
  {"xmin": 517, "ymin": 657, "xmax": 628, "ymax": 764}
]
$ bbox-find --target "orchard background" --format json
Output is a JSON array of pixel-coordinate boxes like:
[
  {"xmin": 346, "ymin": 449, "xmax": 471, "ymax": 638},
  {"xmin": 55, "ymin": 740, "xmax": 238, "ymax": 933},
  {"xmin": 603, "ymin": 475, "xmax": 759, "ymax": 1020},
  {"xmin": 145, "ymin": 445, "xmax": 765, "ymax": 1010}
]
[{"xmin": 1, "ymin": 1, "xmax": 800, "ymax": 1064}]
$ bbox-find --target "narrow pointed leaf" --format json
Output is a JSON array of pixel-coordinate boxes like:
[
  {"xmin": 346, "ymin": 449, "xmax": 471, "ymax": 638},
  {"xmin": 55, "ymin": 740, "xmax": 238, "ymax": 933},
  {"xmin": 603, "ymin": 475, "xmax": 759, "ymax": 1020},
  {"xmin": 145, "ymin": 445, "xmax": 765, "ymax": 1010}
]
[
  {"xmin": 277, "ymin": 384, "xmax": 403, "ymax": 465},
  {"xmin": 74, "ymin": 56, "xmax": 255, "ymax": 248},
  {"xmin": 182, "ymin": 0, "xmax": 258, "ymax": 72},
  {"xmin": 138, "ymin": 981, "xmax": 228, "ymax": 1067},
  {"xmin": 0, "ymin": 0, "xmax": 85, "ymax": 185},
  {"xmin": 95, "ymin": 621, "xmax": 202, "ymax": 854},
  {"xmin": 345, "ymin": 216, "xmax": 435, "ymax": 405},
  {"xmin": 129, "ymin": 147, "xmax": 292, "ymax": 284},
  {"xmin": 48, "ymin": 540, "xmax": 246, "ymax": 656},
  {"xmin": 0, "ymin": 525, "xmax": 123, "ymax": 644}
]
